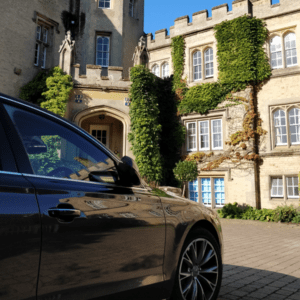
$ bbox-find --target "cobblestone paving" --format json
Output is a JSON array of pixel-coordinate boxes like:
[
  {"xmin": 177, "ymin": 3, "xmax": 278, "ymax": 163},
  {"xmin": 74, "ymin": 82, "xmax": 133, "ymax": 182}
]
[{"xmin": 218, "ymin": 219, "xmax": 300, "ymax": 300}]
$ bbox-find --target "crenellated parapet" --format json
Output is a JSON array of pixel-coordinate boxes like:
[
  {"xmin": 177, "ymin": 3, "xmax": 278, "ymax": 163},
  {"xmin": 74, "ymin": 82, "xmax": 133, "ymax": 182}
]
[
  {"xmin": 251, "ymin": 0, "xmax": 300, "ymax": 19},
  {"xmin": 72, "ymin": 65, "xmax": 131, "ymax": 90},
  {"xmin": 147, "ymin": 0, "xmax": 251, "ymax": 50}
]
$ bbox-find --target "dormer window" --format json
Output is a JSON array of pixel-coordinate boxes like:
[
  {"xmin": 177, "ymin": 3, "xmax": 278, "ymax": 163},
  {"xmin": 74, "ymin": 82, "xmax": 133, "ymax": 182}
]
[{"xmin": 99, "ymin": 0, "xmax": 110, "ymax": 9}]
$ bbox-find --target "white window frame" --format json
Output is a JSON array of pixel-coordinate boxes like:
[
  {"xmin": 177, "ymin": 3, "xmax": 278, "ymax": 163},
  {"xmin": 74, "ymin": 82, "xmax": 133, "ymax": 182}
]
[
  {"xmin": 271, "ymin": 177, "xmax": 284, "ymax": 198},
  {"xmin": 286, "ymin": 176, "xmax": 299, "ymax": 199},
  {"xmin": 36, "ymin": 25, "xmax": 41, "ymax": 40},
  {"xmin": 289, "ymin": 108, "xmax": 300, "ymax": 145},
  {"xmin": 204, "ymin": 48, "xmax": 214, "ymax": 78},
  {"xmin": 162, "ymin": 63, "xmax": 169, "ymax": 78},
  {"xmin": 43, "ymin": 28, "xmax": 48, "ymax": 44},
  {"xmin": 96, "ymin": 36, "xmax": 110, "ymax": 67},
  {"xmin": 273, "ymin": 109, "xmax": 287, "ymax": 146},
  {"xmin": 211, "ymin": 119, "xmax": 223, "ymax": 150},
  {"xmin": 152, "ymin": 64, "xmax": 160, "ymax": 77},
  {"xmin": 284, "ymin": 32, "xmax": 298, "ymax": 68},
  {"xmin": 41, "ymin": 48, "xmax": 47, "ymax": 69},
  {"xmin": 34, "ymin": 43, "xmax": 40, "ymax": 66},
  {"xmin": 199, "ymin": 121, "xmax": 210, "ymax": 151},
  {"xmin": 187, "ymin": 122, "xmax": 197, "ymax": 152},
  {"xmin": 270, "ymin": 36, "xmax": 283, "ymax": 69},
  {"xmin": 193, "ymin": 51, "xmax": 202, "ymax": 81},
  {"xmin": 189, "ymin": 177, "xmax": 225, "ymax": 208},
  {"xmin": 99, "ymin": 0, "xmax": 111, "ymax": 9},
  {"xmin": 129, "ymin": 0, "xmax": 134, "ymax": 17}
]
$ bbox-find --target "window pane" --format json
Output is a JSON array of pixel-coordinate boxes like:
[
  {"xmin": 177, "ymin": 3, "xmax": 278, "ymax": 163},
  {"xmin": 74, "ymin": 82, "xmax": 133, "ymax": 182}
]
[
  {"xmin": 271, "ymin": 177, "xmax": 284, "ymax": 197},
  {"xmin": 285, "ymin": 33, "xmax": 298, "ymax": 67},
  {"xmin": 4, "ymin": 104, "xmax": 117, "ymax": 182},
  {"xmin": 274, "ymin": 110, "xmax": 287, "ymax": 145},
  {"xmin": 214, "ymin": 178, "xmax": 225, "ymax": 205},
  {"xmin": 212, "ymin": 119, "xmax": 222, "ymax": 149},
  {"xmin": 96, "ymin": 37, "xmax": 110, "ymax": 67},
  {"xmin": 289, "ymin": 108, "xmax": 300, "ymax": 144},
  {"xmin": 270, "ymin": 36, "xmax": 283, "ymax": 69},
  {"xmin": 201, "ymin": 178, "xmax": 211, "ymax": 205},
  {"xmin": 189, "ymin": 179, "xmax": 199, "ymax": 202},
  {"xmin": 204, "ymin": 48, "xmax": 213, "ymax": 78},
  {"xmin": 287, "ymin": 176, "xmax": 299, "ymax": 198},
  {"xmin": 193, "ymin": 51, "xmax": 202, "ymax": 81}
]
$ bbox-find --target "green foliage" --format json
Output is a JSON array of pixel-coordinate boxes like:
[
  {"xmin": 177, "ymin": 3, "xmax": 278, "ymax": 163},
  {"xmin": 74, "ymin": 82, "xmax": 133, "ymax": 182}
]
[
  {"xmin": 29, "ymin": 136, "xmax": 61, "ymax": 175},
  {"xmin": 178, "ymin": 82, "xmax": 232, "ymax": 114},
  {"xmin": 128, "ymin": 65, "xmax": 163, "ymax": 183},
  {"xmin": 173, "ymin": 160, "xmax": 198, "ymax": 188},
  {"xmin": 129, "ymin": 65, "xmax": 185, "ymax": 185},
  {"xmin": 41, "ymin": 67, "xmax": 73, "ymax": 117},
  {"xmin": 178, "ymin": 15, "xmax": 271, "ymax": 115},
  {"xmin": 156, "ymin": 77, "xmax": 186, "ymax": 186},
  {"xmin": 20, "ymin": 69, "xmax": 55, "ymax": 105},
  {"xmin": 215, "ymin": 15, "xmax": 271, "ymax": 87},
  {"xmin": 218, "ymin": 203, "xmax": 300, "ymax": 223},
  {"xmin": 171, "ymin": 36, "xmax": 187, "ymax": 94}
]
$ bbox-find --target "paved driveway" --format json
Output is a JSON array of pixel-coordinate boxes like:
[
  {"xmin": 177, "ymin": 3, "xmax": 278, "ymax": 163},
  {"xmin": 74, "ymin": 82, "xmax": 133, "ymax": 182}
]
[{"xmin": 218, "ymin": 219, "xmax": 300, "ymax": 300}]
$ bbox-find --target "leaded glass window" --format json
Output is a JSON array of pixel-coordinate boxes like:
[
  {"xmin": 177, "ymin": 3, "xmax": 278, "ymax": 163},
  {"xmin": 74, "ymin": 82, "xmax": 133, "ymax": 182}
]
[
  {"xmin": 187, "ymin": 123, "xmax": 197, "ymax": 151},
  {"xmin": 199, "ymin": 121, "xmax": 209, "ymax": 150},
  {"xmin": 99, "ymin": 0, "xmax": 110, "ymax": 8},
  {"xmin": 193, "ymin": 51, "xmax": 202, "ymax": 81},
  {"xmin": 274, "ymin": 110, "xmax": 287, "ymax": 145},
  {"xmin": 270, "ymin": 36, "xmax": 283, "ymax": 69},
  {"xmin": 162, "ymin": 63, "xmax": 169, "ymax": 78},
  {"xmin": 212, "ymin": 119, "xmax": 222, "ymax": 150},
  {"xmin": 289, "ymin": 108, "xmax": 300, "ymax": 145},
  {"xmin": 214, "ymin": 178, "xmax": 225, "ymax": 206},
  {"xmin": 152, "ymin": 65, "xmax": 159, "ymax": 77},
  {"xmin": 205, "ymin": 48, "xmax": 214, "ymax": 78},
  {"xmin": 129, "ymin": 0, "xmax": 134, "ymax": 17},
  {"xmin": 96, "ymin": 36, "xmax": 110, "ymax": 67},
  {"xmin": 189, "ymin": 179, "xmax": 199, "ymax": 202},
  {"xmin": 285, "ymin": 33, "xmax": 298, "ymax": 68},
  {"xmin": 201, "ymin": 178, "xmax": 211, "ymax": 205},
  {"xmin": 271, "ymin": 177, "xmax": 284, "ymax": 197}
]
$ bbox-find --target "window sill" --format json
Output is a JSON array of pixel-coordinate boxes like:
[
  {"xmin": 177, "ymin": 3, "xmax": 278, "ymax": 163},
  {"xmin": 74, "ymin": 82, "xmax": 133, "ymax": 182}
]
[{"xmin": 271, "ymin": 65, "xmax": 300, "ymax": 78}]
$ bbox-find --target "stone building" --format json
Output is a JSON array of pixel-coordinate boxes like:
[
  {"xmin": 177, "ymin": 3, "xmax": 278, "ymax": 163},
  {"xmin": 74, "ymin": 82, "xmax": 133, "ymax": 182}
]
[
  {"xmin": 0, "ymin": 0, "xmax": 144, "ymax": 158},
  {"xmin": 1, "ymin": 0, "xmax": 299, "ymax": 209},
  {"xmin": 145, "ymin": 0, "xmax": 300, "ymax": 209}
]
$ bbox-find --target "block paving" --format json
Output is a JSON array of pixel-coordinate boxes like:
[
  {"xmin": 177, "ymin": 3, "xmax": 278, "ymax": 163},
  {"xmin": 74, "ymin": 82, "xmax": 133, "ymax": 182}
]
[{"xmin": 218, "ymin": 219, "xmax": 300, "ymax": 300}]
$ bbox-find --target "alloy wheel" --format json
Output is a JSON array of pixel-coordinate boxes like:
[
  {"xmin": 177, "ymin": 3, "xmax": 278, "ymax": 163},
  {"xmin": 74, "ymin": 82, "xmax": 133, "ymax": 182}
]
[{"xmin": 178, "ymin": 238, "xmax": 219, "ymax": 300}]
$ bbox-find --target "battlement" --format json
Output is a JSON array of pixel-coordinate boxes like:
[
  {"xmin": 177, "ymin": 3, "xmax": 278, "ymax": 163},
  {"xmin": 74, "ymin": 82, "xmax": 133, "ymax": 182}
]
[
  {"xmin": 72, "ymin": 65, "xmax": 131, "ymax": 90},
  {"xmin": 147, "ymin": 0, "xmax": 300, "ymax": 50}
]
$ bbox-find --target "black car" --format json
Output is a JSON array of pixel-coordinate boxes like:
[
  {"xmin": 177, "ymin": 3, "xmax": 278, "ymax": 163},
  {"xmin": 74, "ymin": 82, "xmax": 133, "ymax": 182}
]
[{"xmin": 0, "ymin": 93, "xmax": 223, "ymax": 300}]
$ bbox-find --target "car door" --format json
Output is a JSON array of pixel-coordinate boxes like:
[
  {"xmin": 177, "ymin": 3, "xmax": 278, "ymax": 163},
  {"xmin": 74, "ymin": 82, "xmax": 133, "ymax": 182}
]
[
  {"xmin": 2, "ymin": 100, "xmax": 166, "ymax": 300},
  {"xmin": 0, "ymin": 108, "xmax": 41, "ymax": 300}
]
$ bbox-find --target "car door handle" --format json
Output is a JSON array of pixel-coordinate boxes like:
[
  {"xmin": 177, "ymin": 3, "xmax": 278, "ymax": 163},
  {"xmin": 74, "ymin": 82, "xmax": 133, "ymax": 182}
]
[{"xmin": 48, "ymin": 208, "xmax": 81, "ymax": 218}]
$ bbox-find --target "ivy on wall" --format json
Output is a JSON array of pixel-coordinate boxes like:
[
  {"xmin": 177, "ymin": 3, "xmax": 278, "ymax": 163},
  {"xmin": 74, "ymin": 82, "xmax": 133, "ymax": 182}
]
[
  {"xmin": 128, "ymin": 65, "xmax": 185, "ymax": 186},
  {"xmin": 178, "ymin": 15, "xmax": 271, "ymax": 115}
]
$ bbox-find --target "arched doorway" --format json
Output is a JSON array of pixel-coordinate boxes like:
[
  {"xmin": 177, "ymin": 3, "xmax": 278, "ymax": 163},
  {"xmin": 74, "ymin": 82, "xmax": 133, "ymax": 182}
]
[{"xmin": 73, "ymin": 106, "xmax": 130, "ymax": 158}]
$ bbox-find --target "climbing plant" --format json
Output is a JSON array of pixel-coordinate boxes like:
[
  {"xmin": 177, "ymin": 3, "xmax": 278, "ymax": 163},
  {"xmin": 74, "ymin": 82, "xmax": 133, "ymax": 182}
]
[
  {"xmin": 129, "ymin": 65, "xmax": 185, "ymax": 185},
  {"xmin": 41, "ymin": 66, "xmax": 73, "ymax": 117},
  {"xmin": 128, "ymin": 65, "xmax": 163, "ymax": 184},
  {"xmin": 178, "ymin": 15, "xmax": 271, "ymax": 115}
]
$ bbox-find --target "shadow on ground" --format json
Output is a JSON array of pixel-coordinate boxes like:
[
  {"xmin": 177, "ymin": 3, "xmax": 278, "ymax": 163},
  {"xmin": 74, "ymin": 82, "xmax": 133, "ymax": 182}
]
[{"xmin": 219, "ymin": 264, "xmax": 300, "ymax": 300}]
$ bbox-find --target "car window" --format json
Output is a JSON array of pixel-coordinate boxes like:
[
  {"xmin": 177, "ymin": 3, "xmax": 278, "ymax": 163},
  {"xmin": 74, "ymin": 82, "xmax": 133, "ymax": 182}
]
[{"xmin": 3, "ymin": 104, "xmax": 119, "ymax": 183}]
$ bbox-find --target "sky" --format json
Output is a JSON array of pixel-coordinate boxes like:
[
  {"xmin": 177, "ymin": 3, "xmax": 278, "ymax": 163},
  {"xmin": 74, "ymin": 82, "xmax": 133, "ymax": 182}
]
[{"xmin": 144, "ymin": 0, "xmax": 280, "ymax": 36}]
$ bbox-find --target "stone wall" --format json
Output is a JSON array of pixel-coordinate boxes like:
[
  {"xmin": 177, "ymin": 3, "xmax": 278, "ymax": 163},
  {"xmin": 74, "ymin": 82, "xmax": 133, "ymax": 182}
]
[{"xmin": 0, "ymin": 0, "xmax": 69, "ymax": 98}]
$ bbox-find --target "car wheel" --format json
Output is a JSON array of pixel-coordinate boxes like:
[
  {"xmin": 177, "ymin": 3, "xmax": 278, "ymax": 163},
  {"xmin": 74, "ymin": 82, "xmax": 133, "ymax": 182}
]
[{"xmin": 171, "ymin": 228, "xmax": 222, "ymax": 300}]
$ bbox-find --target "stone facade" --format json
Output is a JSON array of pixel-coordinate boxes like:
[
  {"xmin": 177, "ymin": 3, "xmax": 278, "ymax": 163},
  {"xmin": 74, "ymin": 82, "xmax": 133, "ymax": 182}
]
[
  {"xmin": 0, "ymin": 0, "xmax": 69, "ymax": 97},
  {"xmin": 146, "ymin": 0, "xmax": 300, "ymax": 209}
]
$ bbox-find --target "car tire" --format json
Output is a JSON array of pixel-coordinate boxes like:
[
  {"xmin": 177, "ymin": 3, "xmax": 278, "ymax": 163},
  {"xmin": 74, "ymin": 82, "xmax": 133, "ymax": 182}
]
[{"xmin": 170, "ymin": 228, "xmax": 222, "ymax": 300}]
